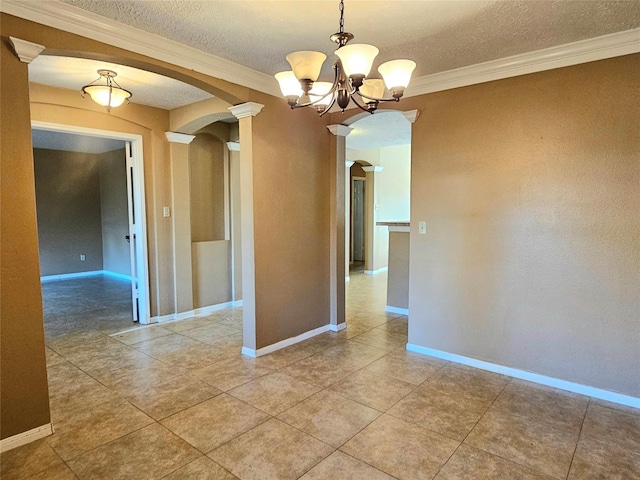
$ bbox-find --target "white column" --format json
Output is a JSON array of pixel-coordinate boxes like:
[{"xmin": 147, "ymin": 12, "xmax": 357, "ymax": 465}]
[
  {"xmin": 327, "ymin": 124, "xmax": 353, "ymax": 331},
  {"xmin": 165, "ymin": 132, "xmax": 196, "ymax": 314},
  {"xmin": 229, "ymin": 103, "xmax": 264, "ymax": 355},
  {"xmin": 227, "ymin": 141, "xmax": 242, "ymax": 303},
  {"xmin": 9, "ymin": 37, "xmax": 45, "ymax": 63}
]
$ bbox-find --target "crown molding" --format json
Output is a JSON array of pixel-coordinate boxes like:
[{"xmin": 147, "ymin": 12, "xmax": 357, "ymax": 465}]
[
  {"xmin": 362, "ymin": 166, "xmax": 384, "ymax": 173},
  {"xmin": 0, "ymin": 0, "xmax": 280, "ymax": 97},
  {"xmin": 406, "ymin": 28, "xmax": 640, "ymax": 98},
  {"xmin": 227, "ymin": 142, "xmax": 240, "ymax": 152},
  {"xmin": 327, "ymin": 124, "xmax": 353, "ymax": 137},
  {"xmin": 229, "ymin": 102, "xmax": 264, "ymax": 119},
  {"xmin": 2, "ymin": 1, "xmax": 638, "ymax": 101}
]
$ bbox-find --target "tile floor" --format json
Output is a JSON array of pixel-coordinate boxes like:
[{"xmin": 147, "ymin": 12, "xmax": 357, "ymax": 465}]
[{"xmin": 2, "ymin": 273, "xmax": 639, "ymax": 479}]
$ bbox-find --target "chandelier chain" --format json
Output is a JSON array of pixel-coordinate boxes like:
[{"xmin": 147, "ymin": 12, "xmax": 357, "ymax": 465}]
[{"xmin": 339, "ymin": 0, "xmax": 344, "ymax": 34}]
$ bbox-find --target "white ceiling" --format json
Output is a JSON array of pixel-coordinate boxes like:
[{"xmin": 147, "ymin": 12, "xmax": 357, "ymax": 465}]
[
  {"xmin": 14, "ymin": 0, "xmax": 640, "ymax": 150},
  {"xmin": 59, "ymin": 0, "xmax": 640, "ymax": 79},
  {"xmin": 347, "ymin": 111, "xmax": 412, "ymax": 150},
  {"xmin": 29, "ymin": 56, "xmax": 214, "ymax": 110}
]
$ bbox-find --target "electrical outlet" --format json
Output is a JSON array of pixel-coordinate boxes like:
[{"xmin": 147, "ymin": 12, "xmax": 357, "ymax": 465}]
[
  {"xmin": 163, "ymin": 206, "xmax": 171, "ymax": 218},
  {"xmin": 80, "ymin": 254, "xmax": 86, "ymax": 261},
  {"xmin": 418, "ymin": 221, "xmax": 427, "ymax": 235}
]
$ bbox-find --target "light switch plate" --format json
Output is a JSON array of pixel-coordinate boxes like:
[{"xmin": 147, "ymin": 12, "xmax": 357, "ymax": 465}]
[
  {"xmin": 163, "ymin": 206, "xmax": 171, "ymax": 218},
  {"xmin": 418, "ymin": 221, "xmax": 427, "ymax": 234}
]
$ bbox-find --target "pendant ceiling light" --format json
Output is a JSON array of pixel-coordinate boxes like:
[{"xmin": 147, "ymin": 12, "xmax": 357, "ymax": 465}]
[
  {"xmin": 275, "ymin": 0, "xmax": 416, "ymax": 116},
  {"xmin": 81, "ymin": 69, "xmax": 132, "ymax": 112}
]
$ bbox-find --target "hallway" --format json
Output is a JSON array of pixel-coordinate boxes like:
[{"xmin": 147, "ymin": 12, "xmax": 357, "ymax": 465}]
[{"xmin": 1, "ymin": 273, "xmax": 638, "ymax": 479}]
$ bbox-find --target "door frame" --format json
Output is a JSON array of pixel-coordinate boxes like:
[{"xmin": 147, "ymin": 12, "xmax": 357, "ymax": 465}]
[
  {"xmin": 31, "ymin": 120, "xmax": 151, "ymax": 324},
  {"xmin": 351, "ymin": 176, "xmax": 366, "ymax": 264}
]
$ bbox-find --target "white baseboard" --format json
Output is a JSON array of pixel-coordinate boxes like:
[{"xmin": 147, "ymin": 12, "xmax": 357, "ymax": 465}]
[
  {"xmin": 329, "ymin": 322, "xmax": 347, "ymax": 332},
  {"xmin": 0, "ymin": 423, "xmax": 53, "ymax": 453},
  {"xmin": 364, "ymin": 267, "xmax": 388, "ymax": 275},
  {"xmin": 152, "ymin": 300, "xmax": 240, "ymax": 324},
  {"xmin": 41, "ymin": 270, "xmax": 102, "ymax": 281},
  {"xmin": 102, "ymin": 270, "xmax": 132, "ymax": 281},
  {"xmin": 386, "ymin": 306, "xmax": 409, "ymax": 315},
  {"xmin": 406, "ymin": 343, "xmax": 640, "ymax": 409},
  {"xmin": 41, "ymin": 270, "xmax": 131, "ymax": 282},
  {"xmin": 242, "ymin": 324, "xmax": 331, "ymax": 358}
]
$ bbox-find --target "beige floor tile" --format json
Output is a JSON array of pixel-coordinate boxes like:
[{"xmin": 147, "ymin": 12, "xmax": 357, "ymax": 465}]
[
  {"xmin": 64, "ymin": 342, "xmax": 152, "ymax": 374},
  {"xmin": 423, "ymin": 364, "xmax": 510, "ymax": 404},
  {"xmin": 161, "ymin": 393, "xmax": 270, "ymax": 453},
  {"xmin": 299, "ymin": 451, "xmax": 395, "ymax": 480},
  {"xmin": 345, "ymin": 312, "xmax": 390, "ymax": 330},
  {"xmin": 85, "ymin": 358, "xmax": 188, "ymax": 394},
  {"xmin": 47, "ymin": 331, "xmax": 119, "ymax": 358},
  {"xmin": 376, "ymin": 316, "xmax": 409, "ymax": 335},
  {"xmin": 364, "ymin": 349, "xmax": 446, "ymax": 385},
  {"xmin": 388, "ymin": 385, "xmax": 490, "ymax": 440},
  {"xmin": 110, "ymin": 325, "xmax": 173, "ymax": 345},
  {"xmin": 341, "ymin": 414, "xmax": 459, "ymax": 479},
  {"xmin": 132, "ymin": 333, "xmax": 202, "ymax": 356},
  {"xmin": 492, "ymin": 380, "xmax": 589, "ymax": 429},
  {"xmin": 45, "ymin": 347, "xmax": 67, "ymax": 367},
  {"xmin": 228, "ymin": 372, "xmax": 321, "ymax": 415},
  {"xmin": 435, "ymin": 444, "xmax": 555, "ymax": 479},
  {"xmin": 22, "ymin": 462, "xmax": 77, "ymax": 480},
  {"xmin": 296, "ymin": 331, "xmax": 347, "ymax": 353},
  {"xmin": 590, "ymin": 398, "xmax": 640, "ymax": 417},
  {"xmin": 47, "ymin": 362, "xmax": 120, "ymax": 413},
  {"xmin": 67, "ymin": 423, "xmax": 200, "ymax": 479},
  {"xmin": 568, "ymin": 436, "xmax": 640, "ymax": 479},
  {"xmin": 124, "ymin": 377, "xmax": 222, "ymax": 420},
  {"xmin": 163, "ymin": 456, "xmax": 239, "ymax": 479},
  {"xmin": 162, "ymin": 316, "xmax": 218, "ymax": 333},
  {"xmin": 321, "ymin": 342, "xmax": 389, "ymax": 369},
  {"xmin": 580, "ymin": 403, "xmax": 640, "ymax": 452},
  {"xmin": 278, "ymin": 390, "xmax": 381, "ymax": 447},
  {"xmin": 209, "ymin": 418, "xmax": 334, "ymax": 480},
  {"xmin": 0, "ymin": 439, "xmax": 64, "ymax": 480},
  {"xmin": 179, "ymin": 323, "xmax": 242, "ymax": 344},
  {"xmin": 48, "ymin": 397, "xmax": 154, "ymax": 460},
  {"xmin": 465, "ymin": 408, "xmax": 580, "ymax": 479},
  {"xmin": 279, "ymin": 353, "xmax": 359, "ymax": 387},
  {"xmin": 351, "ymin": 328, "xmax": 407, "ymax": 351},
  {"xmin": 192, "ymin": 356, "xmax": 274, "ymax": 391},
  {"xmin": 329, "ymin": 370, "xmax": 415, "ymax": 411},
  {"xmin": 252, "ymin": 344, "xmax": 316, "ymax": 370}
]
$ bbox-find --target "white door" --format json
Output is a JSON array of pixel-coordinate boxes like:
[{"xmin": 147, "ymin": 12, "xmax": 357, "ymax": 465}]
[
  {"xmin": 125, "ymin": 142, "xmax": 139, "ymax": 322},
  {"xmin": 353, "ymin": 179, "xmax": 365, "ymax": 262}
]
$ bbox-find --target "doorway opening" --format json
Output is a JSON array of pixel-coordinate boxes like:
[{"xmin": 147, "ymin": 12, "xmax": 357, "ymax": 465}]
[{"xmin": 32, "ymin": 121, "xmax": 150, "ymax": 327}]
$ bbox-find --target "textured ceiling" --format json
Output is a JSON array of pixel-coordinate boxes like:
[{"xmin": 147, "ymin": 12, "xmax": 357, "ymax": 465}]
[
  {"xmin": 60, "ymin": 0, "xmax": 640, "ymax": 80},
  {"xmin": 29, "ymin": 56, "xmax": 214, "ymax": 110},
  {"xmin": 32, "ymin": 129, "xmax": 126, "ymax": 154},
  {"xmin": 347, "ymin": 111, "xmax": 411, "ymax": 150}
]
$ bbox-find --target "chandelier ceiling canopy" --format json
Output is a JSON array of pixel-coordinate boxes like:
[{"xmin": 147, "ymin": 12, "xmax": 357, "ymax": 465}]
[{"xmin": 275, "ymin": 0, "xmax": 416, "ymax": 116}]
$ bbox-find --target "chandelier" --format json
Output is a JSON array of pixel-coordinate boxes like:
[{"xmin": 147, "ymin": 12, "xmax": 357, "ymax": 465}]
[
  {"xmin": 275, "ymin": 0, "xmax": 416, "ymax": 116},
  {"xmin": 81, "ymin": 69, "xmax": 132, "ymax": 112}
]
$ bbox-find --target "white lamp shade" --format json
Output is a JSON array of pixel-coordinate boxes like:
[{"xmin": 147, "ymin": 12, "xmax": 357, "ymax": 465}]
[
  {"xmin": 309, "ymin": 81, "xmax": 334, "ymax": 107},
  {"xmin": 275, "ymin": 71, "xmax": 303, "ymax": 97},
  {"xmin": 83, "ymin": 85, "xmax": 131, "ymax": 108},
  {"xmin": 335, "ymin": 44, "xmax": 379, "ymax": 77},
  {"xmin": 359, "ymin": 78, "xmax": 385, "ymax": 102},
  {"xmin": 286, "ymin": 51, "xmax": 327, "ymax": 81},
  {"xmin": 378, "ymin": 59, "xmax": 416, "ymax": 90}
]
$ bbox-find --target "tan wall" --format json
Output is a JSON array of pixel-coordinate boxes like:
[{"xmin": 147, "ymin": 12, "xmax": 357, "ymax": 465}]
[
  {"xmin": 192, "ymin": 241, "xmax": 232, "ymax": 308},
  {"xmin": 1, "ymin": 35, "xmax": 51, "ymax": 439},
  {"xmin": 99, "ymin": 149, "xmax": 130, "ymax": 276},
  {"xmin": 400, "ymin": 55, "xmax": 639, "ymax": 396},
  {"xmin": 387, "ymin": 231, "xmax": 410, "ymax": 309},
  {"xmin": 250, "ymin": 94, "xmax": 331, "ymax": 348},
  {"xmin": 34, "ymin": 149, "xmax": 104, "ymax": 275}
]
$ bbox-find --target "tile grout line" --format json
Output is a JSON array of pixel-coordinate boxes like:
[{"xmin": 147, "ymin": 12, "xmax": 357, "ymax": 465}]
[{"xmin": 564, "ymin": 398, "xmax": 591, "ymax": 480}]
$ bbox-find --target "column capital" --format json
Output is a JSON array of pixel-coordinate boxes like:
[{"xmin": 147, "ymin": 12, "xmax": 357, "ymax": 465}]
[
  {"xmin": 345, "ymin": 161, "xmax": 355, "ymax": 168},
  {"xmin": 9, "ymin": 37, "xmax": 45, "ymax": 64},
  {"xmin": 165, "ymin": 132, "xmax": 196, "ymax": 144},
  {"xmin": 327, "ymin": 124, "xmax": 353, "ymax": 137},
  {"xmin": 227, "ymin": 142, "xmax": 240, "ymax": 152},
  {"xmin": 362, "ymin": 166, "xmax": 384, "ymax": 173},
  {"xmin": 229, "ymin": 102, "xmax": 264, "ymax": 119},
  {"xmin": 402, "ymin": 109, "xmax": 421, "ymax": 124}
]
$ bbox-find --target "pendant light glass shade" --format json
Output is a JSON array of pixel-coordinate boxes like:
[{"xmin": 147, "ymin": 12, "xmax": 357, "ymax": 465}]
[
  {"xmin": 83, "ymin": 85, "xmax": 131, "ymax": 109},
  {"xmin": 359, "ymin": 78, "xmax": 385, "ymax": 102},
  {"xmin": 275, "ymin": 71, "xmax": 303, "ymax": 97},
  {"xmin": 81, "ymin": 69, "xmax": 131, "ymax": 112},
  {"xmin": 378, "ymin": 59, "xmax": 416, "ymax": 90},
  {"xmin": 334, "ymin": 44, "xmax": 379, "ymax": 77},
  {"xmin": 286, "ymin": 51, "xmax": 327, "ymax": 81}
]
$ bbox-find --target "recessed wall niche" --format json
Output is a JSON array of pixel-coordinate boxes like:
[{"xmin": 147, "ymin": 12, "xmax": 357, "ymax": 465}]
[{"xmin": 189, "ymin": 133, "xmax": 227, "ymax": 242}]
